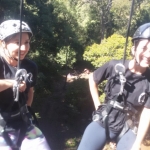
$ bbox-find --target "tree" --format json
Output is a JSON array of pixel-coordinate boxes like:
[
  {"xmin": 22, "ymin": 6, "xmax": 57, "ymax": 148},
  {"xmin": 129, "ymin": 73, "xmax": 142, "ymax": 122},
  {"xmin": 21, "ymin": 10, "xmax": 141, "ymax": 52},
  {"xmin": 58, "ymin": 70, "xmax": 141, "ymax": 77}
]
[
  {"xmin": 83, "ymin": 34, "xmax": 132, "ymax": 68},
  {"xmin": 0, "ymin": 0, "xmax": 20, "ymax": 22},
  {"xmin": 77, "ymin": 0, "xmax": 113, "ymax": 43}
]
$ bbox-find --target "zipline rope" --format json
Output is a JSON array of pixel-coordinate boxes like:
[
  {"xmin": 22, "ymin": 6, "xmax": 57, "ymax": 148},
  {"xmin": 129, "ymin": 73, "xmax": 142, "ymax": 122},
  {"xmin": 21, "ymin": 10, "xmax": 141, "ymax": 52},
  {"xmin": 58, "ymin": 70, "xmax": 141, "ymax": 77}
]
[
  {"xmin": 18, "ymin": 0, "xmax": 23, "ymax": 70},
  {"xmin": 14, "ymin": 0, "xmax": 24, "ymax": 102},
  {"xmin": 123, "ymin": 0, "xmax": 135, "ymax": 65}
]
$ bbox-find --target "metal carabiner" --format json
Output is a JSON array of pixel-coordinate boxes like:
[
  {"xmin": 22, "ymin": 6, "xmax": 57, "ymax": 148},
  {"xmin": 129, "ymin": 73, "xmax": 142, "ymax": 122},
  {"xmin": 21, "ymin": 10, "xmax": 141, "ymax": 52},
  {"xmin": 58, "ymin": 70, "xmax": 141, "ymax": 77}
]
[
  {"xmin": 13, "ymin": 69, "xmax": 27, "ymax": 102},
  {"xmin": 119, "ymin": 72, "xmax": 126, "ymax": 95},
  {"xmin": 115, "ymin": 63, "xmax": 126, "ymax": 95},
  {"xmin": 15, "ymin": 69, "xmax": 27, "ymax": 82}
]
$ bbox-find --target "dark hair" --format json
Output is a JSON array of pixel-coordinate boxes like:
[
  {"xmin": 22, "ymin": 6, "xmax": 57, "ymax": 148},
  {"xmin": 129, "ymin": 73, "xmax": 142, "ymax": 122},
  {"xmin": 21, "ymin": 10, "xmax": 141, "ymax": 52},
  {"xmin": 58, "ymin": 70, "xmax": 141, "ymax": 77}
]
[{"xmin": 133, "ymin": 39, "xmax": 140, "ymax": 48}]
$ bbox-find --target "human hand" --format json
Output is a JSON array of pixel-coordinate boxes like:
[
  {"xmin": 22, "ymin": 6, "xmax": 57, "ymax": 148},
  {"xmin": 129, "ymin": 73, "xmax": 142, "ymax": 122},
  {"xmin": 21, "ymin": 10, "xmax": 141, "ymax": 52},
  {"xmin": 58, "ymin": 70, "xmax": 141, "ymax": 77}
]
[
  {"xmin": 19, "ymin": 81, "xmax": 26, "ymax": 92},
  {"xmin": 109, "ymin": 142, "xmax": 116, "ymax": 150},
  {"xmin": 130, "ymin": 143, "xmax": 141, "ymax": 150}
]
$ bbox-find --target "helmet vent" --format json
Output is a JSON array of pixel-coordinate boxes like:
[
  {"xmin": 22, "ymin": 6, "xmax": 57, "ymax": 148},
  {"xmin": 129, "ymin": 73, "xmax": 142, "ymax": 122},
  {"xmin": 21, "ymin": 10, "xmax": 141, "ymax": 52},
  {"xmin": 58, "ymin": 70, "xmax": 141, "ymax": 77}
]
[{"xmin": 13, "ymin": 23, "xmax": 17, "ymax": 27}]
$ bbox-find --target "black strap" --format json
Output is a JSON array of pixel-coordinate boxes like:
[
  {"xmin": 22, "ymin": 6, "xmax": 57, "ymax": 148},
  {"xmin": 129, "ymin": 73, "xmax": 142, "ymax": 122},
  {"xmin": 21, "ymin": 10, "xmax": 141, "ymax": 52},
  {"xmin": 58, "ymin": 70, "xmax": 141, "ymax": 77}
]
[
  {"xmin": 2, "ymin": 131, "xmax": 19, "ymax": 150},
  {"xmin": 27, "ymin": 106, "xmax": 39, "ymax": 128},
  {"xmin": 122, "ymin": 0, "xmax": 135, "ymax": 65},
  {"xmin": 104, "ymin": 115, "xmax": 110, "ymax": 141},
  {"xmin": 104, "ymin": 94, "xmax": 119, "ymax": 141},
  {"xmin": 0, "ymin": 105, "xmax": 31, "ymax": 148},
  {"xmin": 16, "ymin": 123, "xmax": 27, "ymax": 147}
]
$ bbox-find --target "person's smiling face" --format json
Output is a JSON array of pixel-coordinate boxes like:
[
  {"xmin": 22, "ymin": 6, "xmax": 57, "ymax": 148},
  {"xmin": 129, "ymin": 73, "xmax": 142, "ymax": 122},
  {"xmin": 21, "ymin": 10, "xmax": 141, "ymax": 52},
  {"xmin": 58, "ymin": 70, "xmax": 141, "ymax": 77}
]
[
  {"xmin": 134, "ymin": 39, "xmax": 150, "ymax": 68},
  {"xmin": 5, "ymin": 32, "xmax": 30, "ymax": 60}
]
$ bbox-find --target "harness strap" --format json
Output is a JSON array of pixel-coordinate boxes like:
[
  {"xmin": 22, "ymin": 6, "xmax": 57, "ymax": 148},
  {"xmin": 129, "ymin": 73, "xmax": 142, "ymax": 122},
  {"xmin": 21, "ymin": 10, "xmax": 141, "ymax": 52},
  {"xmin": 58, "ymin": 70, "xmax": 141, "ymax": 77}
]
[
  {"xmin": 104, "ymin": 100, "xmax": 139, "ymax": 141},
  {"xmin": 103, "ymin": 94, "xmax": 121, "ymax": 140},
  {"xmin": 93, "ymin": 92, "xmax": 139, "ymax": 141},
  {"xmin": 0, "ymin": 121, "xmax": 19, "ymax": 149},
  {"xmin": 16, "ymin": 123, "xmax": 27, "ymax": 148},
  {"xmin": 2, "ymin": 131, "xmax": 19, "ymax": 150},
  {"xmin": 0, "ymin": 104, "xmax": 33, "ymax": 148},
  {"xmin": 27, "ymin": 106, "xmax": 39, "ymax": 128},
  {"xmin": 104, "ymin": 115, "xmax": 110, "ymax": 141}
]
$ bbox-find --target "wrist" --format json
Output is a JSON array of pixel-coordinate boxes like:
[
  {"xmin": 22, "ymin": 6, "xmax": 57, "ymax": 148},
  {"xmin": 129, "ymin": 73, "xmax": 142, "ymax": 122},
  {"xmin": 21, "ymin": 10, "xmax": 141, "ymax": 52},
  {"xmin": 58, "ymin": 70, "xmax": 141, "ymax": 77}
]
[
  {"xmin": 95, "ymin": 102, "xmax": 101, "ymax": 110},
  {"xmin": 12, "ymin": 80, "xmax": 17, "ymax": 89},
  {"xmin": 133, "ymin": 141, "xmax": 141, "ymax": 148}
]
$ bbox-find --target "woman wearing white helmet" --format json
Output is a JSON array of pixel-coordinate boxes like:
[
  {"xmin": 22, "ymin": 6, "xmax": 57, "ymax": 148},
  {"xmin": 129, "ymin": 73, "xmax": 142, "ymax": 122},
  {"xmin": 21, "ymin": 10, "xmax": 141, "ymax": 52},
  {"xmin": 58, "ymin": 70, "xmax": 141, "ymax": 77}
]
[{"xmin": 0, "ymin": 20, "xmax": 51, "ymax": 150}]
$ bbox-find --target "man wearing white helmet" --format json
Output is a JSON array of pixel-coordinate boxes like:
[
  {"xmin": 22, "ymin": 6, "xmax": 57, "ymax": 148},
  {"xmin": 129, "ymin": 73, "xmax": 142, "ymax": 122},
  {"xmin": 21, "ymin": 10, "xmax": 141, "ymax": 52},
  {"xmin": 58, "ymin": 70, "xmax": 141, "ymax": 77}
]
[{"xmin": 0, "ymin": 20, "xmax": 51, "ymax": 150}]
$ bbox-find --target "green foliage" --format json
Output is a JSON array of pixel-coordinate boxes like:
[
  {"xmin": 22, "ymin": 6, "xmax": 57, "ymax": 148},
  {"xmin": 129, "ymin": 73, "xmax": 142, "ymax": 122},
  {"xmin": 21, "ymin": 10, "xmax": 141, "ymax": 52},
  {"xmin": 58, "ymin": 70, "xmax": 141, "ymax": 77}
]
[
  {"xmin": 111, "ymin": 0, "xmax": 131, "ymax": 35},
  {"xmin": 54, "ymin": 46, "xmax": 76, "ymax": 68},
  {"xmin": 64, "ymin": 78, "xmax": 93, "ymax": 125},
  {"xmin": 131, "ymin": 0, "xmax": 150, "ymax": 35},
  {"xmin": 29, "ymin": 50, "xmax": 62, "ymax": 98},
  {"xmin": 99, "ymin": 80, "xmax": 107, "ymax": 103},
  {"xmin": 0, "ymin": 0, "xmax": 20, "ymax": 22},
  {"xmin": 65, "ymin": 79, "xmax": 90, "ymax": 110},
  {"xmin": 83, "ymin": 34, "xmax": 132, "ymax": 67},
  {"xmin": 52, "ymin": 0, "xmax": 86, "ymax": 59},
  {"xmin": 65, "ymin": 138, "xmax": 78, "ymax": 148}
]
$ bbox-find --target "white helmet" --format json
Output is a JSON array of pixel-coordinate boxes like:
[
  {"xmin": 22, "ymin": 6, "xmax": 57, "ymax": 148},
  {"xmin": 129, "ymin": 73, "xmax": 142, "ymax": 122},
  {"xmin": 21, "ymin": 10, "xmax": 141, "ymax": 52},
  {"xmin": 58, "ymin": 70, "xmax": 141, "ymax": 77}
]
[{"xmin": 0, "ymin": 20, "xmax": 33, "ymax": 41}]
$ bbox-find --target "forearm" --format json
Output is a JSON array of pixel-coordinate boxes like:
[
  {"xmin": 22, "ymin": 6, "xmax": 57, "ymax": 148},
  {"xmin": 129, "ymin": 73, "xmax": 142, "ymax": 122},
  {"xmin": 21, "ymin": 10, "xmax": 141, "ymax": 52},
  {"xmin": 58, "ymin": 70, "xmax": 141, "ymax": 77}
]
[
  {"xmin": 27, "ymin": 87, "xmax": 34, "ymax": 106},
  {"xmin": 0, "ymin": 79, "xmax": 15, "ymax": 92},
  {"xmin": 89, "ymin": 73, "xmax": 101, "ymax": 110},
  {"xmin": 134, "ymin": 107, "xmax": 150, "ymax": 146}
]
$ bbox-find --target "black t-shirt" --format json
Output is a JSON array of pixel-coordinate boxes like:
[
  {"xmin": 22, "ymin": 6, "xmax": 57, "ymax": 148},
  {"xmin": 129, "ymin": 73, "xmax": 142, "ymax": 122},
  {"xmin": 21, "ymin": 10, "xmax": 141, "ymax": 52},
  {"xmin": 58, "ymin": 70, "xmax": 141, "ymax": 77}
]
[
  {"xmin": 0, "ymin": 56, "xmax": 38, "ymax": 112},
  {"xmin": 93, "ymin": 60, "xmax": 150, "ymax": 133}
]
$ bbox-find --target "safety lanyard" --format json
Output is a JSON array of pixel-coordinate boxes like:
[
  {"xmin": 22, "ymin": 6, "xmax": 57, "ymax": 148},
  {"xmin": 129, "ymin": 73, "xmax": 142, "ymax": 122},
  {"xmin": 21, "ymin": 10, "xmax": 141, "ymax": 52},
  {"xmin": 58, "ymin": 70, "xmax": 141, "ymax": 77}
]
[
  {"xmin": 13, "ymin": 0, "xmax": 28, "ymax": 102},
  {"xmin": 18, "ymin": 0, "xmax": 23, "ymax": 70},
  {"xmin": 115, "ymin": 0, "xmax": 135, "ymax": 96},
  {"xmin": 122, "ymin": 0, "xmax": 135, "ymax": 65}
]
